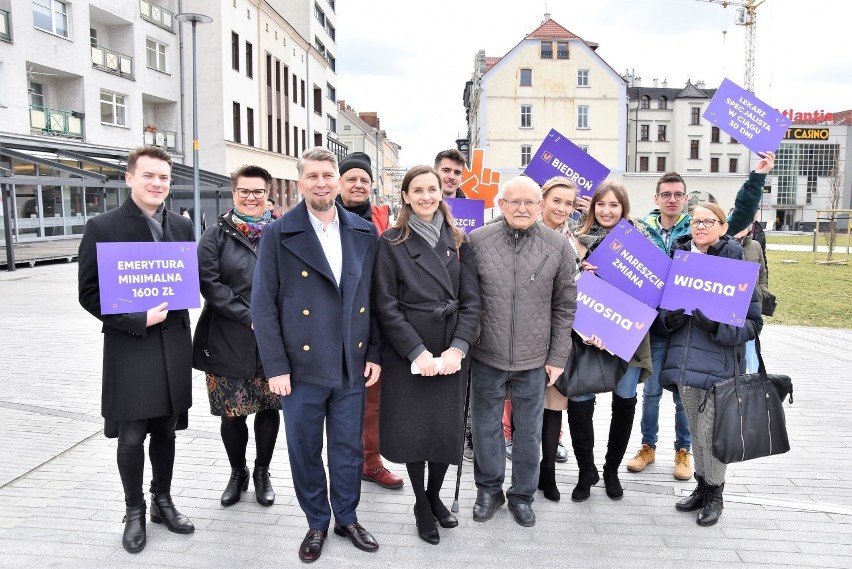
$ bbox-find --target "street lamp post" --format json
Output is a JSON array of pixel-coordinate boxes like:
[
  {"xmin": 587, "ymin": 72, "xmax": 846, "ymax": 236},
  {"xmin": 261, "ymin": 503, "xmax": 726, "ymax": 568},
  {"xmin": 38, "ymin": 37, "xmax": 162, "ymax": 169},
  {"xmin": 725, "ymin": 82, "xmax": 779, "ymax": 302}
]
[{"xmin": 175, "ymin": 12, "xmax": 212, "ymax": 241}]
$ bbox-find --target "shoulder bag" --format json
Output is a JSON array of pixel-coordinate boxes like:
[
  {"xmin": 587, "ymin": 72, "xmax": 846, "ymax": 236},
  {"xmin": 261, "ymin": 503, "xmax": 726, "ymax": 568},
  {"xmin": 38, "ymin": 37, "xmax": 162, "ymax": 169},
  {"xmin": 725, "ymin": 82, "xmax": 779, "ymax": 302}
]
[
  {"xmin": 703, "ymin": 336, "xmax": 792, "ymax": 464},
  {"xmin": 555, "ymin": 331, "xmax": 628, "ymax": 398}
]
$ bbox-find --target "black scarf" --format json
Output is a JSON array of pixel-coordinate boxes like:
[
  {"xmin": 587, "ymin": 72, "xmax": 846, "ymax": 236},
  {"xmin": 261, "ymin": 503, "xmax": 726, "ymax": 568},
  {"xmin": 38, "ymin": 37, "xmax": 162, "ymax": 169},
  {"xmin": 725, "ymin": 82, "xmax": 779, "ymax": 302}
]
[{"xmin": 336, "ymin": 196, "xmax": 372, "ymax": 221}]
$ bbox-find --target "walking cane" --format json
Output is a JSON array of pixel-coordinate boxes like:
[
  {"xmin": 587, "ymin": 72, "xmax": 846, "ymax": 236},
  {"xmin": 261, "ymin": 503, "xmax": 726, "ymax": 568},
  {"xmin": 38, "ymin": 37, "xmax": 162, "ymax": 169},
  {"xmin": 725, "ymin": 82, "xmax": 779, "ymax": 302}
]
[{"xmin": 451, "ymin": 368, "xmax": 472, "ymax": 513}]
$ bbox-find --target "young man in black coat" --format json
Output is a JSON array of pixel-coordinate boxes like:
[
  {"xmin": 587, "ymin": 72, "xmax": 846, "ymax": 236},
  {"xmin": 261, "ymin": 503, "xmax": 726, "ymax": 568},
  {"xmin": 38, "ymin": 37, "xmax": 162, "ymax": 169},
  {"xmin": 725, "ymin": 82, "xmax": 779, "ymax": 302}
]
[{"xmin": 78, "ymin": 146, "xmax": 195, "ymax": 554}]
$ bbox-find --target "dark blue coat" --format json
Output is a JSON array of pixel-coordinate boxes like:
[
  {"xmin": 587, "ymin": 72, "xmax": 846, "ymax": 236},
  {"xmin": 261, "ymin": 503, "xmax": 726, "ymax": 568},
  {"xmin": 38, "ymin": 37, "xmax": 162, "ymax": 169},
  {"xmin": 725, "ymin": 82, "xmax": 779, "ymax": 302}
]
[
  {"xmin": 250, "ymin": 201, "xmax": 380, "ymax": 388},
  {"xmin": 658, "ymin": 235, "xmax": 763, "ymax": 390}
]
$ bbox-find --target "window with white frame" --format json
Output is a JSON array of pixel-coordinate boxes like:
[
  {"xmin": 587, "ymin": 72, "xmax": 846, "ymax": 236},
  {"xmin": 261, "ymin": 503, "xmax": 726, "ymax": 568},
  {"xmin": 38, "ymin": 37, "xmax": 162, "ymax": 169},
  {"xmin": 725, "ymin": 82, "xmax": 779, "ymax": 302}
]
[
  {"xmin": 33, "ymin": 0, "xmax": 68, "ymax": 38},
  {"xmin": 520, "ymin": 104, "xmax": 532, "ymax": 128},
  {"xmin": 577, "ymin": 69, "xmax": 589, "ymax": 87},
  {"xmin": 29, "ymin": 82, "xmax": 45, "ymax": 108},
  {"xmin": 577, "ymin": 105, "xmax": 589, "ymax": 129},
  {"xmin": 520, "ymin": 145, "xmax": 532, "ymax": 166},
  {"xmin": 100, "ymin": 90, "xmax": 127, "ymax": 126},
  {"xmin": 146, "ymin": 39, "xmax": 167, "ymax": 72}
]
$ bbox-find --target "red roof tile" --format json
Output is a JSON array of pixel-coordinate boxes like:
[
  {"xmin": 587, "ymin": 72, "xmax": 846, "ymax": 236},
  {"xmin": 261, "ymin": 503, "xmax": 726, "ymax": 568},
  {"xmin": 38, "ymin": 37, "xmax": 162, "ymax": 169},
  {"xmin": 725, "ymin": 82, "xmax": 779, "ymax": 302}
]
[
  {"xmin": 526, "ymin": 18, "xmax": 581, "ymax": 40},
  {"xmin": 484, "ymin": 57, "xmax": 502, "ymax": 72}
]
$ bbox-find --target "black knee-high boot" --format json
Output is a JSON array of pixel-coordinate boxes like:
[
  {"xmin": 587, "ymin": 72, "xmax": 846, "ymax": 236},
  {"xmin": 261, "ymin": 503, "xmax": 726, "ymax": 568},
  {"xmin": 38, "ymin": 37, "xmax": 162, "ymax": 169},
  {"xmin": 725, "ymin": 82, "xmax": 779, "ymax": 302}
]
[
  {"xmin": 568, "ymin": 399, "xmax": 599, "ymax": 502},
  {"xmin": 603, "ymin": 395, "xmax": 637, "ymax": 500},
  {"xmin": 539, "ymin": 409, "xmax": 562, "ymax": 502},
  {"xmin": 117, "ymin": 441, "xmax": 146, "ymax": 553}
]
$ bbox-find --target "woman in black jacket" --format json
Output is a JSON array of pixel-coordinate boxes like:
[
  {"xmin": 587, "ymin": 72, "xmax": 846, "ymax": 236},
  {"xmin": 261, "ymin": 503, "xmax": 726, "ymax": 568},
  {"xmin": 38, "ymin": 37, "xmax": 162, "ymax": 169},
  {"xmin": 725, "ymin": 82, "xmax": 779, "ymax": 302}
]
[
  {"xmin": 658, "ymin": 202, "xmax": 763, "ymax": 527},
  {"xmin": 372, "ymin": 165, "xmax": 480, "ymax": 545},
  {"xmin": 193, "ymin": 165, "xmax": 281, "ymax": 507}
]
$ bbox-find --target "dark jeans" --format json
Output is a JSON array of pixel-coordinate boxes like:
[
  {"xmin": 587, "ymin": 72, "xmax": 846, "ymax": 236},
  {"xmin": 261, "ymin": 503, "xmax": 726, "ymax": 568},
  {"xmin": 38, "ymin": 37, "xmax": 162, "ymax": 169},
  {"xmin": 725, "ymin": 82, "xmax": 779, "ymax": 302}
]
[
  {"xmin": 471, "ymin": 360, "xmax": 546, "ymax": 505},
  {"xmin": 116, "ymin": 414, "xmax": 180, "ymax": 507}
]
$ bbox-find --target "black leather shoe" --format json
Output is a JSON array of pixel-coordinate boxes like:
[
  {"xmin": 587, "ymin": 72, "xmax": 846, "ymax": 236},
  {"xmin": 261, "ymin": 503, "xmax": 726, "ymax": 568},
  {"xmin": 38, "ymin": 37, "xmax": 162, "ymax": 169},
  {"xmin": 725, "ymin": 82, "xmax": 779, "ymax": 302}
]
[
  {"xmin": 333, "ymin": 522, "xmax": 379, "ymax": 552},
  {"xmin": 150, "ymin": 493, "xmax": 195, "ymax": 534},
  {"xmin": 221, "ymin": 467, "xmax": 250, "ymax": 507},
  {"xmin": 414, "ymin": 501, "xmax": 439, "ymax": 545},
  {"xmin": 122, "ymin": 503, "xmax": 146, "ymax": 553},
  {"xmin": 507, "ymin": 501, "xmax": 536, "ymax": 527},
  {"xmin": 472, "ymin": 489, "xmax": 505, "ymax": 522},
  {"xmin": 676, "ymin": 475, "xmax": 707, "ymax": 512},
  {"xmin": 253, "ymin": 466, "xmax": 275, "ymax": 507},
  {"xmin": 428, "ymin": 497, "xmax": 458, "ymax": 528},
  {"xmin": 298, "ymin": 528, "xmax": 327, "ymax": 563}
]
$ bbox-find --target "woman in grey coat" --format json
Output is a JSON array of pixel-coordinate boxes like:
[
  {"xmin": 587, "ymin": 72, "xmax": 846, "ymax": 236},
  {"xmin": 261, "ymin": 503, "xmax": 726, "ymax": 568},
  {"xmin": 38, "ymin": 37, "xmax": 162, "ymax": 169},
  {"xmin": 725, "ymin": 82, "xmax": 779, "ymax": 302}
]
[
  {"xmin": 659, "ymin": 202, "xmax": 763, "ymax": 527},
  {"xmin": 372, "ymin": 165, "xmax": 480, "ymax": 545}
]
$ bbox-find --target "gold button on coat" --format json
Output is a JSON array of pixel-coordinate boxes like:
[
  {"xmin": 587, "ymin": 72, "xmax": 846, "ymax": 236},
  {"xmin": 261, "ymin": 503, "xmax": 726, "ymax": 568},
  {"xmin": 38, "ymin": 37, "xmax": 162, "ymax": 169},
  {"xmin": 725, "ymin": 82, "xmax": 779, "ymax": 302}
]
[
  {"xmin": 301, "ymin": 270, "xmax": 308, "ymax": 277},
  {"xmin": 303, "ymin": 345, "xmax": 310, "ymax": 351},
  {"xmin": 358, "ymin": 342, "xmax": 363, "ymax": 348},
  {"xmin": 302, "ymin": 309, "xmax": 310, "ymax": 316},
  {"xmin": 359, "ymin": 307, "xmax": 365, "ymax": 313}
]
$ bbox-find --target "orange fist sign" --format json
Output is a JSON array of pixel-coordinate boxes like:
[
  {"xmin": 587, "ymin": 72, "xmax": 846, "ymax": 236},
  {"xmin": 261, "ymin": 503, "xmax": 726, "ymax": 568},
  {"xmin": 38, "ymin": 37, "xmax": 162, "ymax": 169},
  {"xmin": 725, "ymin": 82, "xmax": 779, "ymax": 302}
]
[{"xmin": 460, "ymin": 149, "xmax": 501, "ymax": 208}]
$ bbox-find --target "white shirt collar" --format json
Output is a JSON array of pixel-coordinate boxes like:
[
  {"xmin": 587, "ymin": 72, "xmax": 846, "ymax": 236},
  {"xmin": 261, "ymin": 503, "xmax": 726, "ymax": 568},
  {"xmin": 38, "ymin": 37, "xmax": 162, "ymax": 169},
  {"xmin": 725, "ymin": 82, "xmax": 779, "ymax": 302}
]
[{"xmin": 306, "ymin": 203, "xmax": 340, "ymax": 232}]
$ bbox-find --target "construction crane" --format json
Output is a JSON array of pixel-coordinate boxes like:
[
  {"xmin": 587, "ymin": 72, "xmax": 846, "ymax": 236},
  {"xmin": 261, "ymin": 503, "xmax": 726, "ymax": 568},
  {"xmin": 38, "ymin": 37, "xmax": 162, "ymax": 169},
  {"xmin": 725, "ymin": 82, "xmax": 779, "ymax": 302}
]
[{"xmin": 698, "ymin": 0, "xmax": 765, "ymax": 92}]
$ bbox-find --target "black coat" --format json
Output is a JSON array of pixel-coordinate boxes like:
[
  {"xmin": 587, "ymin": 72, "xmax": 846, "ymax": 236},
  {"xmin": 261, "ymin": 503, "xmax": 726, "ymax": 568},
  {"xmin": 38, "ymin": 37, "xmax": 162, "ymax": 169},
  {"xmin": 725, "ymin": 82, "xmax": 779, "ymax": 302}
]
[
  {"xmin": 372, "ymin": 224, "xmax": 480, "ymax": 464},
  {"xmin": 78, "ymin": 197, "xmax": 194, "ymax": 428},
  {"xmin": 192, "ymin": 213, "xmax": 263, "ymax": 379}
]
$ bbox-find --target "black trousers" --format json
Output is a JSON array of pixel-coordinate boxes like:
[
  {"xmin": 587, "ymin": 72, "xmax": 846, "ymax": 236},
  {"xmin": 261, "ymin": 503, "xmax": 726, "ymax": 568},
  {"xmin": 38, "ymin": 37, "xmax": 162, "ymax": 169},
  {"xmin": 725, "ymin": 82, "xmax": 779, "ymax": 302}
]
[{"xmin": 116, "ymin": 414, "xmax": 180, "ymax": 507}]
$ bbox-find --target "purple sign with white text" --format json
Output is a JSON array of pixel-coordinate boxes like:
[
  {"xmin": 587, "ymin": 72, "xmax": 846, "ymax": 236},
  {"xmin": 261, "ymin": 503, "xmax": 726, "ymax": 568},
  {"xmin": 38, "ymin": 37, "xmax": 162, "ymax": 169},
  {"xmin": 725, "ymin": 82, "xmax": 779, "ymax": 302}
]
[
  {"xmin": 523, "ymin": 128, "xmax": 611, "ymax": 198},
  {"xmin": 703, "ymin": 78, "xmax": 791, "ymax": 156},
  {"xmin": 445, "ymin": 198, "xmax": 485, "ymax": 234},
  {"xmin": 585, "ymin": 219, "xmax": 671, "ymax": 307},
  {"xmin": 96, "ymin": 242, "xmax": 201, "ymax": 315},
  {"xmin": 659, "ymin": 250, "xmax": 760, "ymax": 327},
  {"xmin": 573, "ymin": 274, "xmax": 659, "ymax": 362}
]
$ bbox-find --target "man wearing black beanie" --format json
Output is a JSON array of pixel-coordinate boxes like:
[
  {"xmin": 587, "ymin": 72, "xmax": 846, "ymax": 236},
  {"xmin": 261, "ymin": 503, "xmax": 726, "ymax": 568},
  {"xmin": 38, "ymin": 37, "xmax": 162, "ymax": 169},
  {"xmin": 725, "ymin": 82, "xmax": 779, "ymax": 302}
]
[{"xmin": 336, "ymin": 152, "xmax": 401, "ymax": 490}]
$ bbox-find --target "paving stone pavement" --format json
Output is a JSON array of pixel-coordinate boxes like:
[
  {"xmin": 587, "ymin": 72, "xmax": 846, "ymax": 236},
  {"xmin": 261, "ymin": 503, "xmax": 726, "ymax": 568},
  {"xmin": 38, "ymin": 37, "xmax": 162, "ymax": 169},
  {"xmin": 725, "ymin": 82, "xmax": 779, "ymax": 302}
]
[{"xmin": 1, "ymin": 263, "xmax": 850, "ymax": 568}]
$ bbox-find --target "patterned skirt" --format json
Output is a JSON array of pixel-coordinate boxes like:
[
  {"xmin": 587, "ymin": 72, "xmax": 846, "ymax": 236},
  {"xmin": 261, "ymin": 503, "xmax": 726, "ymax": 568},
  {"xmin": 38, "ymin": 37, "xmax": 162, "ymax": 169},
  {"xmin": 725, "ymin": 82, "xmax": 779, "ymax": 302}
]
[{"xmin": 206, "ymin": 373, "xmax": 281, "ymax": 417}]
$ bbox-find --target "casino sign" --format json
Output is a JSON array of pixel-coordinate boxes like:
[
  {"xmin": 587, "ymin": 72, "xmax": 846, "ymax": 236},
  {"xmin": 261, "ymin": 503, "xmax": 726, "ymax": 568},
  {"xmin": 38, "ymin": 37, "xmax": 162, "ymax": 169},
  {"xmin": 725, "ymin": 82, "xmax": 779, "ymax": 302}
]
[{"xmin": 784, "ymin": 128, "xmax": 830, "ymax": 140}]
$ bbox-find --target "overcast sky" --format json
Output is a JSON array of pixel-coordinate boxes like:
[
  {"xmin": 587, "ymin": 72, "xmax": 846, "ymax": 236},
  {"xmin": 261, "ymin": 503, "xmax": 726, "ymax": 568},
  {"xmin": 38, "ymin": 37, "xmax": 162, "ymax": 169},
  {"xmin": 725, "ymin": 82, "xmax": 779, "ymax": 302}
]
[{"xmin": 336, "ymin": 0, "xmax": 851, "ymax": 167}]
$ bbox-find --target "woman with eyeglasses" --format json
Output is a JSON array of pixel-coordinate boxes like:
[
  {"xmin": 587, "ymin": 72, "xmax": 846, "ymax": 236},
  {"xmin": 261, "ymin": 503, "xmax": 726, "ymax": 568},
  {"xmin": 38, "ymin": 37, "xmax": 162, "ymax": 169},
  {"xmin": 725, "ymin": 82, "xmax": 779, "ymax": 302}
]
[
  {"xmin": 568, "ymin": 181, "xmax": 653, "ymax": 503},
  {"xmin": 372, "ymin": 165, "xmax": 480, "ymax": 544},
  {"xmin": 193, "ymin": 165, "xmax": 282, "ymax": 508},
  {"xmin": 658, "ymin": 202, "xmax": 763, "ymax": 527}
]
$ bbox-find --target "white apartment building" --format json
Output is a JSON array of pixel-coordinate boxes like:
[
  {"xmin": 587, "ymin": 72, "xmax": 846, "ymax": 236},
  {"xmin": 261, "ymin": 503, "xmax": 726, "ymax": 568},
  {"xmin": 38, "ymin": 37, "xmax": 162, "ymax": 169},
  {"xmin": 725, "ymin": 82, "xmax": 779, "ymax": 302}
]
[
  {"xmin": 626, "ymin": 76, "xmax": 850, "ymax": 230},
  {"xmin": 464, "ymin": 15, "xmax": 627, "ymax": 177}
]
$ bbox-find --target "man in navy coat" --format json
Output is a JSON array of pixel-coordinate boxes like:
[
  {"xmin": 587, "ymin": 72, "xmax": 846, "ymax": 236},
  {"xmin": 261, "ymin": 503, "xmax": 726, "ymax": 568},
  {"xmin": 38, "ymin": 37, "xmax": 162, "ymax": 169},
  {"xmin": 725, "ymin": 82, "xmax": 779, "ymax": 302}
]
[{"xmin": 251, "ymin": 147, "xmax": 382, "ymax": 563}]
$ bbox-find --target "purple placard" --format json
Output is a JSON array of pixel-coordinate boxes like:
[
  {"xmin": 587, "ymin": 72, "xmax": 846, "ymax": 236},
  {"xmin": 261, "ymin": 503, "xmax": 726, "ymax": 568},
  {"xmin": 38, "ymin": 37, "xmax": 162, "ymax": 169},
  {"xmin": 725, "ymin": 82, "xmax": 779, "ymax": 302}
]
[
  {"xmin": 523, "ymin": 128, "xmax": 611, "ymax": 198},
  {"xmin": 573, "ymin": 274, "xmax": 659, "ymax": 362},
  {"xmin": 659, "ymin": 250, "xmax": 760, "ymax": 327},
  {"xmin": 703, "ymin": 78, "xmax": 791, "ymax": 156},
  {"xmin": 96, "ymin": 242, "xmax": 201, "ymax": 315},
  {"xmin": 585, "ymin": 219, "xmax": 672, "ymax": 308},
  {"xmin": 445, "ymin": 198, "xmax": 485, "ymax": 234}
]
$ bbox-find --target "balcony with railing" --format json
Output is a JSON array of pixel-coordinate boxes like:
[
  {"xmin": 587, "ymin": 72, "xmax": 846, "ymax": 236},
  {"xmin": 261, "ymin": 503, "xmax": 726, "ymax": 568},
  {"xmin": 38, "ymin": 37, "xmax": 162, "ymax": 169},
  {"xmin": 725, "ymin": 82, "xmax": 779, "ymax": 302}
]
[
  {"xmin": 143, "ymin": 127, "xmax": 178, "ymax": 151},
  {"xmin": 91, "ymin": 45, "xmax": 134, "ymax": 80},
  {"xmin": 140, "ymin": 1, "xmax": 174, "ymax": 32},
  {"xmin": 29, "ymin": 106, "xmax": 85, "ymax": 140},
  {"xmin": 0, "ymin": 8, "xmax": 11, "ymax": 43}
]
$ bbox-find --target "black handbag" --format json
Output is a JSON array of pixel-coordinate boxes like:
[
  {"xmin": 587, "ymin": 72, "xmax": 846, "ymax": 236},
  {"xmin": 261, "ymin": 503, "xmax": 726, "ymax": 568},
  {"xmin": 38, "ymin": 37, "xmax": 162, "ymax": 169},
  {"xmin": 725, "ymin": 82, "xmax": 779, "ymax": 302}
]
[
  {"xmin": 703, "ymin": 336, "xmax": 791, "ymax": 464},
  {"xmin": 555, "ymin": 331, "xmax": 628, "ymax": 398},
  {"xmin": 761, "ymin": 290, "xmax": 778, "ymax": 316}
]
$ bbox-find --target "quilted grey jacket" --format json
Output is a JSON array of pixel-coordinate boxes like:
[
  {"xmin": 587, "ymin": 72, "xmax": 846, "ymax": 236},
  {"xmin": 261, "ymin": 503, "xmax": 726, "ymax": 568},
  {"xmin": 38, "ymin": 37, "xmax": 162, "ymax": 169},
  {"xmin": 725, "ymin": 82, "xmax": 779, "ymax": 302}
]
[{"xmin": 469, "ymin": 220, "xmax": 577, "ymax": 371}]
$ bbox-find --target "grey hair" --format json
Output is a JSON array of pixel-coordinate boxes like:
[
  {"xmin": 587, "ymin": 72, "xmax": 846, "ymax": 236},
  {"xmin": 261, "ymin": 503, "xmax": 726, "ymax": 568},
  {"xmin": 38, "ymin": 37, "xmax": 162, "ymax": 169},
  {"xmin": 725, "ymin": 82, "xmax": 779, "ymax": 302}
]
[
  {"xmin": 498, "ymin": 175, "xmax": 542, "ymax": 201},
  {"xmin": 297, "ymin": 147, "xmax": 338, "ymax": 177}
]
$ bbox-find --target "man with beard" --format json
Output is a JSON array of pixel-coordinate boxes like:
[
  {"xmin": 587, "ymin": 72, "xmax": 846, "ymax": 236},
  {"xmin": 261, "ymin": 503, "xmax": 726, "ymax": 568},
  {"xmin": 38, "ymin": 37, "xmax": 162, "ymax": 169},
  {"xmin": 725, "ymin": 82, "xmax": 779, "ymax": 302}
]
[
  {"xmin": 252, "ymin": 147, "xmax": 382, "ymax": 563},
  {"xmin": 435, "ymin": 149, "xmax": 467, "ymax": 199}
]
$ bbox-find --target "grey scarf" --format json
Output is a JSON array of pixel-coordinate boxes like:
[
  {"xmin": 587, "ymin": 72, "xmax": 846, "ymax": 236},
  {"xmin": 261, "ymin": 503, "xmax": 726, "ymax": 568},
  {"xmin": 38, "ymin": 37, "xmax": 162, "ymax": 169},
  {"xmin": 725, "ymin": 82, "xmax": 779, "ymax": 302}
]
[
  {"xmin": 144, "ymin": 205, "xmax": 165, "ymax": 242},
  {"xmin": 409, "ymin": 209, "xmax": 444, "ymax": 249}
]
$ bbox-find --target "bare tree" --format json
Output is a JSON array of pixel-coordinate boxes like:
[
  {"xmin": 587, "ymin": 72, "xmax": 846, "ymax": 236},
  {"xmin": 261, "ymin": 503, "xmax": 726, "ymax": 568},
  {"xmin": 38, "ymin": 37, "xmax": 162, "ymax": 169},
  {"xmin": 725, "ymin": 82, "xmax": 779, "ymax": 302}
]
[{"xmin": 825, "ymin": 148, "xmax": 844, "ymax": 262}]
